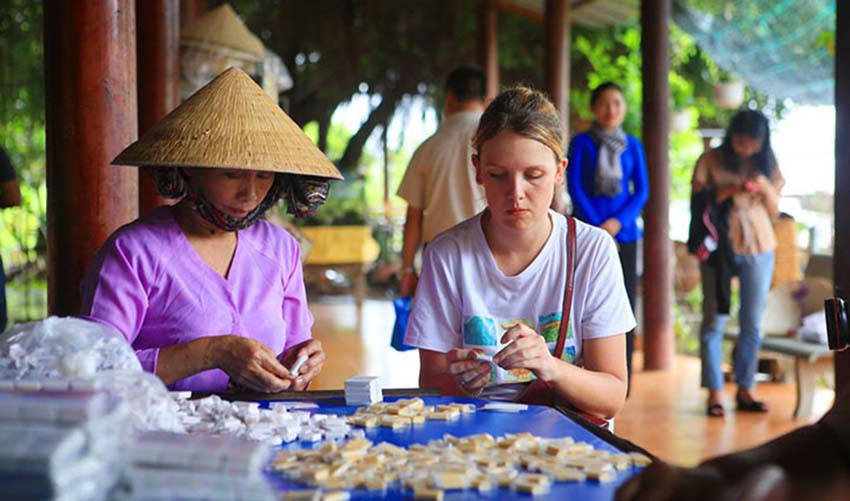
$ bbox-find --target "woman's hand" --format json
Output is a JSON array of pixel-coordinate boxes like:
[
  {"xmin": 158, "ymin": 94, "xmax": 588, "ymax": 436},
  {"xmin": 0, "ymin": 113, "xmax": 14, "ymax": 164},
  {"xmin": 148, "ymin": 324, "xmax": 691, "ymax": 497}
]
[
  {"xmin": 493, "ymin": 324, "xmax": 556, "ymax": 380},
  {"xmin": 278, "ymin": 339, "xmax": 325, "ymax": 391},
  {"xmin": 399, "ymin": 270, "xmax": 419, "ymax": 297},
  {"xmin": 600, "ymin": 218, "xmax": 622, "ymax": 237},
  {"xmin": 211, "ymin": 335, "xmax": 293, "ymax": 393},
  {"xmin": 446, "ymin": 348, "xmax": 491, "ymax": 396}
]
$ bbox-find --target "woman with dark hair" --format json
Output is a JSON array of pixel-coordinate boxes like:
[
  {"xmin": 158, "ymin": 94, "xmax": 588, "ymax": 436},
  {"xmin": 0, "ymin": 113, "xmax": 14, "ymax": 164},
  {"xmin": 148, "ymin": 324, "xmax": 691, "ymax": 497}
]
[
  {"xmin": 567, "ymin": 82, "xmax": 649, "ymax": 390},
  {"xmin": 81, "ymin": 68, "xmax": 340, "ymax": 393},
  {"xmin": 693, "ymin": 109, "xmax": 784, "ymax": 417}
]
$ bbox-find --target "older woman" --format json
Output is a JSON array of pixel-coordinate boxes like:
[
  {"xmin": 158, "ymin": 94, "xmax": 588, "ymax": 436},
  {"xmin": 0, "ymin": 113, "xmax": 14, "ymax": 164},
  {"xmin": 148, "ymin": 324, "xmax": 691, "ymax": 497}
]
[{"xmin": 81, "ymin": 68, "xmax": 342, "ymax": 393}]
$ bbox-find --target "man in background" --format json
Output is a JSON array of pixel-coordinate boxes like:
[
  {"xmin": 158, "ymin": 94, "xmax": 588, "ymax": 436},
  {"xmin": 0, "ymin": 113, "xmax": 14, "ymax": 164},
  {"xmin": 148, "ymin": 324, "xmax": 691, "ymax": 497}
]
[
  {"xmin": 397, "ymin": 64, "xmax": 487, "ymax": 296},
  {"xmin": 0, "ymin": 146, "xmax": 22, "ymax": 332}
]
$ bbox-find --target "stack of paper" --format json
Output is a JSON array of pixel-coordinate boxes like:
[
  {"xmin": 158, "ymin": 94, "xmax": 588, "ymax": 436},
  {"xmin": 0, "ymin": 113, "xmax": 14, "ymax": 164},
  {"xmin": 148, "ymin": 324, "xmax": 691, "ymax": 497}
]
[{"xmin": 344, "ymin": 376, "xmax": 382, "ymax": 406}]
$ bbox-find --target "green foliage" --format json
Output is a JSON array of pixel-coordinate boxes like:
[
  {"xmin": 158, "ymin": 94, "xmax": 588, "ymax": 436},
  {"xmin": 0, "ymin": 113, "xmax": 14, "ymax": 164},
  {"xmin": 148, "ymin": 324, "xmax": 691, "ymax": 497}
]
[
  {"xmin": 0, "ymin": 0, "xmax": 45, "ymax": 183},
  {"xmin": 0, "ymin": 1, "xmax": 47, "ymax": 316},
  {"xmin": 0, "ymin": 182, "xmax": 46, "ymax": 261},
  {"xmin": 670, "ymin": 129, "xmax": 704, "ymax": 200},
  {"xmin": 497, "ymin": 14, "xmax": 545, "ymax": 87},
  {"xmin": 303, "ymin": 120, "xmax": 351, "ymax": 162},
  {"xmin": 570, "ymin": 25, "xmax": 643, "ymax": 136},
  {"xmin": 673, "ymin": 286, "xmax": 703, "ymax": 355},
  {"xmin": 816, "ymin": 30, "xmax": 836, "ymax": 56}
]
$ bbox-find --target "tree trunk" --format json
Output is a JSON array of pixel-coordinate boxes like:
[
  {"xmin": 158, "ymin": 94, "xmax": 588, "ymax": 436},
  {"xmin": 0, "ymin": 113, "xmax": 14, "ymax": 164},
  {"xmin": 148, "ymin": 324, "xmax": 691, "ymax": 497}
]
[
  {"xmin": 317, "ymin": 114, "xmax": 331, "ymax": 153},
  {"xmin": 337, "ymin": 88, "xmax": 401, "ymax": 173}
]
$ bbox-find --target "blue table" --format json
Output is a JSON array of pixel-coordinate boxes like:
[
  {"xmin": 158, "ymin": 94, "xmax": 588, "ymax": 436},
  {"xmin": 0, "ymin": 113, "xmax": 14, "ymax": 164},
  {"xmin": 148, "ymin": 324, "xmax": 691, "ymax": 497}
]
[{"xmin": 260, "ymin": 396, "xmax": 642, "ymax": 500}]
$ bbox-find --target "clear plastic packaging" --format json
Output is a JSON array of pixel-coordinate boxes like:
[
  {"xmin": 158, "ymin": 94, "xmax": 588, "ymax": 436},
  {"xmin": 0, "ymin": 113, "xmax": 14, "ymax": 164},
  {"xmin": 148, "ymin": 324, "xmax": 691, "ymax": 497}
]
[
  {"xmin": 93, "ymin": 370, "xmax": 185, "ymax": 433},
  {"xmin": 0, "ymin": 316, "xmax": 141, "ymax": 380}
]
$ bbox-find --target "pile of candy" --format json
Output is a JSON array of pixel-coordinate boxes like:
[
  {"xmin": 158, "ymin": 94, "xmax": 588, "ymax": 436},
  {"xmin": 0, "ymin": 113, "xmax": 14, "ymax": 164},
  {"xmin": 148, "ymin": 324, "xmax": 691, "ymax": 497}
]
[{"xmin": 173, "ymin": 394, "xmax": 366, "ymax": 445}]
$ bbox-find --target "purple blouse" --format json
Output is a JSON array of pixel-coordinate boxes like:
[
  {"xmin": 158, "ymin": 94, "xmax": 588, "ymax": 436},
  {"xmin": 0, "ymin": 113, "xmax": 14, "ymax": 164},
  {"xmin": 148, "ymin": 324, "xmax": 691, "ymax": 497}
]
[{"xmin": 80, "ymin": 206, "xmax": 313, "ymax": 391}]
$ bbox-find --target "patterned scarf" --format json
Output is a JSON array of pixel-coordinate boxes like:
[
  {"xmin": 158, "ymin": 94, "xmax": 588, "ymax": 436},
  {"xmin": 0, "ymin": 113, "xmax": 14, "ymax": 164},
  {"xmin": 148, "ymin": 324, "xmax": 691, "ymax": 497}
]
[
  {"xmin": 280, "ymin": 175, "xmax": 330, "ymax": 218},
  {"xmin": 589, "ymin": 122, "xmax": 627, "ymax": 197},
  {"xmin": 185, "ymin": 179, "xmax": 283, "ymax": 231},
  {"xmin": 153, "ymin": 168, "xmax": 330, "ymax": 230}
]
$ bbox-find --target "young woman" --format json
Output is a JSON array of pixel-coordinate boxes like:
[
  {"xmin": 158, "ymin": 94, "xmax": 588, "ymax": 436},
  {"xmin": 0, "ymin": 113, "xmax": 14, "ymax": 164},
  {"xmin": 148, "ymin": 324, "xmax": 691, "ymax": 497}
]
[
  {"xmin": 693, "ymin": 109, "xmax": 784, "ymax": 417},
  {"xmin": 567, "ymin": 82, "xmax": 649, "ymax": 388},
  {"xmin": 404, "ymin": 87, "xmax": 635, "ymax": 419},
  {"xmin": 81, "ymin": 68, "xmax": 341, "ymax": 393}
]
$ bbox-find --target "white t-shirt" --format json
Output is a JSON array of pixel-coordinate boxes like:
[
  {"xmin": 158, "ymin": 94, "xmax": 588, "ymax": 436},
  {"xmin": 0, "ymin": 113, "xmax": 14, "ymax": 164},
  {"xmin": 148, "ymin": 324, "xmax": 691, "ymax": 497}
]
[
  {"xmin": 396, "ymin": 111, "xmax": 487, "ymax": 243},
  {"xmin": 404, "ymin": 210, "xmax": 635, "ymax": 392}
]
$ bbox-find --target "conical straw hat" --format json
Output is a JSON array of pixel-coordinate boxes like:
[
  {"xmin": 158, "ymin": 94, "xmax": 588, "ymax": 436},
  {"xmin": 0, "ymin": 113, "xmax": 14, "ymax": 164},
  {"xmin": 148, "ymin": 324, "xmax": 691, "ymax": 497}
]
[
  {"xmin": 113, "ymin": 67, "xmax": 343, "ymax": 180},
  {"xmin": 181, "ymin": 4, "xmax": 264, "ymax": 61}
]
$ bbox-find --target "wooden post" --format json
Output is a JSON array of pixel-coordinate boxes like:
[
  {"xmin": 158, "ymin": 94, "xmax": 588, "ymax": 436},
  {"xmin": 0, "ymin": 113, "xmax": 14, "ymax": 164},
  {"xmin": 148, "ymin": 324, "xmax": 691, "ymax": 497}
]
[
  {"xmin": 544, "ymin": 0, "xmax": 571, "ymax": 138},
  {"xmin": 180, "ymin": 0, "xmax": 206, "ymax": 27},
  {"xmin": 641, "ymin": 0, "xmax": 674, "ymax": 370},
  {"xmin": 478, "ymin": 0, "xmax": 499, "ymax": 102},
  {"xmin": 44, "ymin": 0, "xmax": 139, "ymax": 316},
  {"xmin": 137, "ymin": 0, "xmax": 180, "ymax": 214},
  {"xmin": 835, "ymin": 0, "xmax": 850, "ymax": 392}
]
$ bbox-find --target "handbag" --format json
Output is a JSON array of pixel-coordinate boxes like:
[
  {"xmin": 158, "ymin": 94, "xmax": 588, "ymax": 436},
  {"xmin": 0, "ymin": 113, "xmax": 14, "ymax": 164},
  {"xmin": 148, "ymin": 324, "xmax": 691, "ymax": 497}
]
[{"xmin": 514, "ymin": 217, "xmax": 608, "ymax": 428}]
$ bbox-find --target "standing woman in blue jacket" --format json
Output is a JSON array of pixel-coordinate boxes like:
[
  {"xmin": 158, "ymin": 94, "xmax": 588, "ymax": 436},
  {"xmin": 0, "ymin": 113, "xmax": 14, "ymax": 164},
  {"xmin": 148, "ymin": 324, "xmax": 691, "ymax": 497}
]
[{"xmin": 567, "ymin": 82, "xmax": 649, "ymax": 390}]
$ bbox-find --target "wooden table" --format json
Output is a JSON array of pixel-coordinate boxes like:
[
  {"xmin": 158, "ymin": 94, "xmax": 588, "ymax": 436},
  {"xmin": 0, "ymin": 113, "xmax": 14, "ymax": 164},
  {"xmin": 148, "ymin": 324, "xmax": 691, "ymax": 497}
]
[{"xmin": 214, "ymin": 390, "xmax": 651, "ymax": 500}]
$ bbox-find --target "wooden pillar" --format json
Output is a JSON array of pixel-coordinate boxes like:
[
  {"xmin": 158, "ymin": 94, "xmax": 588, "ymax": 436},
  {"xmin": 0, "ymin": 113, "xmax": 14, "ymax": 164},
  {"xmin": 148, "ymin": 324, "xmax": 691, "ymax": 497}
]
[
  {"xmin": 640, "ymin": 0, "xmax": 674, "ymax": 370},
  {"xmin": 180, "ymin": 0, "xmax": 206, "ymax": 27},
  {"xmin": 137, "ymin": 0, "xmax": 180, "ymax": 214},
  {"xmin": 44, "ymin": 0, "xmax": 139, "ymax": 316},
  {"xmin": 478, "ymin": 0, "xmax": 499, "ymax": 102},
  {"xmin": 835, "ymin": 0, "xmax": 850, "ymax": 392},
  {"xmin": 544, "ymin": 0, "xmax": 571, "ymax": 137}
]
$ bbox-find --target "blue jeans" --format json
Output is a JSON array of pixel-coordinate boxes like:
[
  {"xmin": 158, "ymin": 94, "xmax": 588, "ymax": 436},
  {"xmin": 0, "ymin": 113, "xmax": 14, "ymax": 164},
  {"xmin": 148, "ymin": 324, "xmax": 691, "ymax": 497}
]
[{"xmin": 699, "ymin": 251, "xmax": 775, "ymax": 391}]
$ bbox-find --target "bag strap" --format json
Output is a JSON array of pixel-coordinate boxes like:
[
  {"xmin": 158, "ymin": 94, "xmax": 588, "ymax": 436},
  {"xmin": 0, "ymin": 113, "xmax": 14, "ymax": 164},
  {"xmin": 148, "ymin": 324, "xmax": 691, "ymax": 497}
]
[{"xmin": 553, "ymin": 216, "xmax": 576, "ymax": 358}]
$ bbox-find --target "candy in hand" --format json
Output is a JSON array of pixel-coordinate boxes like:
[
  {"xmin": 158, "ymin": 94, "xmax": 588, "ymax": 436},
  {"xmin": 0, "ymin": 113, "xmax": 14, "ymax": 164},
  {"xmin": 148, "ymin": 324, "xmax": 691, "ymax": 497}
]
[{"xmin": 290, "ymin": 355, "xmax": 309, "ymax": 377}]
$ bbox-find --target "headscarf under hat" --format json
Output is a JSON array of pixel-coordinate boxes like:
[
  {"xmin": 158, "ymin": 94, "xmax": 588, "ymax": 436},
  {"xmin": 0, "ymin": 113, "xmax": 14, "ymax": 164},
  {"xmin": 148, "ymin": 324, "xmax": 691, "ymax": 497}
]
[
  {"xmin": 114, "ymin": 67, "xmax": 341, "ymax": 231},
  {"xmin": 153, "ymin": 167, "xmax": 329, "ymax": 230}
]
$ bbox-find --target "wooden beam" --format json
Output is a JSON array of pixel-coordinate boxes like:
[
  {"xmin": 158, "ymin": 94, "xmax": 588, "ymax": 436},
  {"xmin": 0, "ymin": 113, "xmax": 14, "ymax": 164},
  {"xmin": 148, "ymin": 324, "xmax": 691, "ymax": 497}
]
[
  {"xmin": 495, "ymin": 0, "xmax": 543, "ymax": 23},
  {"xmin": 137, "ymin": 0, "xmax": 180, "ymax": 214},
  {"xmin": 640, "ymin": 0, "xmax": 674, "ymax": 370},
  {"xmin": 486, "ymin": 0, "xmax": 620, "ymax": 23},
  {"xmin": 44, "ymin": 0, "xmax": 139, "ymax": 316},
  {"xmin": 834, "ymin": 0, "xmax": 850, "ymax": 392}
]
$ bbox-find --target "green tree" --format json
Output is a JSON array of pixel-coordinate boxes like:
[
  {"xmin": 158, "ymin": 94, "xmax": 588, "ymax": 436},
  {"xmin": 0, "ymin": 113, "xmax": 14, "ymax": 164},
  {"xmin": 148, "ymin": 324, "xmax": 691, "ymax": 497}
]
[{"xmin": 0, "ymin": 0, "xmax": 47, "ymax": 321}]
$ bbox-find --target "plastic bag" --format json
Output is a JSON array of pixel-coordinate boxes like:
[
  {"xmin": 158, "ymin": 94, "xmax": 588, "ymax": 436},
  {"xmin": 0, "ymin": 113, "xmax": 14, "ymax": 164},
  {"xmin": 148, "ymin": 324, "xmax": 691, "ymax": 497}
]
[
  {"xmin": 0, "ymin": 316, "xmax": 141, "ymax": 380},
  {"xmin": 391, "ymin": 297, "xmax": 415, "ymax": 351},
  {"xmin": 798, "ymin": 310, "xmax": 828, "ymax": 345},
  {"xmin": 94, "ymin": 370, "xmax": 185, "ymax": 433}
]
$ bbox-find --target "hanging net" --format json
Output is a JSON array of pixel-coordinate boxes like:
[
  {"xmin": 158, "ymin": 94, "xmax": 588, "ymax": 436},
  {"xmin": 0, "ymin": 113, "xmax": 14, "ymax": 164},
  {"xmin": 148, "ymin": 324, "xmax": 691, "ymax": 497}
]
[{"xmin": 673, "ymin": 0, "xmax": 835, "ymax": 105}]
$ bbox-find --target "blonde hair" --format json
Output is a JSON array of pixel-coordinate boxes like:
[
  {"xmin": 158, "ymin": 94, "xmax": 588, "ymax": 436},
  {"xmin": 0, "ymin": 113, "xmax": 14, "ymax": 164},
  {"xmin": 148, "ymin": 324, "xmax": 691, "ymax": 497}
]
[{"xmin": 473, "ymin": 86, "xmax": 565, "ymax": 162}]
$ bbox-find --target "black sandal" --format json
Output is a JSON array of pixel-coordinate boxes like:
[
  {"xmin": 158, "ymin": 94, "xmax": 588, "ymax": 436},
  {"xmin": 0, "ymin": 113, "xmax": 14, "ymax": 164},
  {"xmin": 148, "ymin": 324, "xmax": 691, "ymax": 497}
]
[
  {"xmin": 706, "ymin": 403, "xmax": 725, "ymax": 417},
  {"xmin": 736, "ymin": 396, "xmax": 769, "ymax": 413}
]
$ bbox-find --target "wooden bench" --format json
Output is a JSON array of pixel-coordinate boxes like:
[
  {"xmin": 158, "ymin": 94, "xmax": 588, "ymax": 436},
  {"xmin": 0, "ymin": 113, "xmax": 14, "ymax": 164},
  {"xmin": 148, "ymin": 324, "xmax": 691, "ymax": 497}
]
[{"xmin": 723, "ymin": 331, "xmax": 833, "ymax": 420}]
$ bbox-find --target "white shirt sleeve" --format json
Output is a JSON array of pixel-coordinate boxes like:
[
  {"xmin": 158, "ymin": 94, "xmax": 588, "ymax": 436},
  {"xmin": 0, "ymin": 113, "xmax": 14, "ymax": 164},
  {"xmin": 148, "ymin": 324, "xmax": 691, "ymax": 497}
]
[
  {"xmin": 578, "ymin": 231, "xmax": 637, "ymax": 339},
  {"xmin": 402, "ymin": 240, "xmax": 463, "ymax": 352}
]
